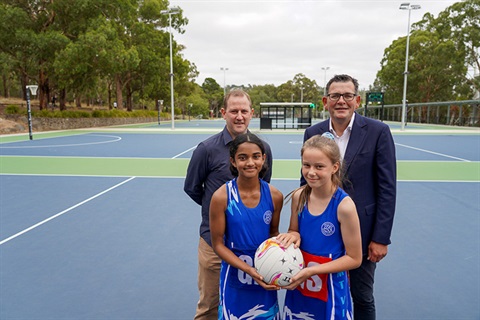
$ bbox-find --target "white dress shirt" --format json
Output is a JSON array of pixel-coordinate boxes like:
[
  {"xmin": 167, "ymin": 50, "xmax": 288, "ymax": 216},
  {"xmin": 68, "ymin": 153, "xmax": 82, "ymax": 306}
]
[{"xmin": 329, "ymin": 113, "xmax": 355, "ymax": 159}]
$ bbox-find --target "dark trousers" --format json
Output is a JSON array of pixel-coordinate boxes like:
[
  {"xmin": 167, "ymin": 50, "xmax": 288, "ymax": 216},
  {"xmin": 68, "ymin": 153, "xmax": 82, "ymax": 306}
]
[{"xmin": 349, "ymin": 256, "xmax": 377, "ymax": 320}]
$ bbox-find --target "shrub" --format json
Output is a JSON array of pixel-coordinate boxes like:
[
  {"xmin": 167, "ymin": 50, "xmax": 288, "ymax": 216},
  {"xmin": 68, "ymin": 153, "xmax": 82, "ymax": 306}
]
[
  {"xmin": 5, "ymin": 105, "xmax": 22, "ymax": 115},
  {"xmin": 26, "ymin": 108, "xmax": 156, "ymax": 118},
  {"xmin": 92, "ymin": 110, "xmax": 108, "ymax": 118}
]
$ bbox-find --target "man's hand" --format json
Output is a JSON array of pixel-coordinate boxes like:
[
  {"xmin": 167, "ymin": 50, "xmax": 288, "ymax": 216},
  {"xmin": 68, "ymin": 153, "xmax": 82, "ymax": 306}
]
[{"xmin": 368, "ymin": 241, "xmax": 388, "ymax": 263}]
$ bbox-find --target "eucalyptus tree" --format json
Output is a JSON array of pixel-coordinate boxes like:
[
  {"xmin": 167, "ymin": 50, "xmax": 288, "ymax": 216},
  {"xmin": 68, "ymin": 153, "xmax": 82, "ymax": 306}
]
[
  {"xmin": 0, "ymin": 52, "xmax": 16, "ymax": 97},
  {"xmin": 1, "ymin": 0, "xmax": 192, "ymax": 111},
  {"xmin": 289, "ymin": 73, "xmax": 321, "ymax": 105},
  {"xmin": 415, "ymin": 0, "xmax": 479, "ymax": 96},
  {"xmin": 54, "ymin": 17, "xmax": 140, "ymax": 109},
  {"xmin": 375, "ymin": 0, "xmax": 479, "ymax": 104},
  {"xmin": 0, "ymin": 2, "xmax": 68, "ymax": 108},
  {"xmin": 247, "ymin": 84, "xmax": 278, "ymax": 106},
  {"xmin": 276, "ymin": 80, "xmax": 295, "ymax": 102},
  {"xmin": 201, "ymin": 77, "xmax": 223, "ymax": 117}
]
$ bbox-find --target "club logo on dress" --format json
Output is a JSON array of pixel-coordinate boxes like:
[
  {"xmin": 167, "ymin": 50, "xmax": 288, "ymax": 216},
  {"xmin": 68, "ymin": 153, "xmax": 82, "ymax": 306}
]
[
  {"xmin": 263, "ymin": 210, "xmax": 272, "ymax": 224},
  {"xmin": 321, "ymin": 222, "xmax": 335, "ymax": 236}
]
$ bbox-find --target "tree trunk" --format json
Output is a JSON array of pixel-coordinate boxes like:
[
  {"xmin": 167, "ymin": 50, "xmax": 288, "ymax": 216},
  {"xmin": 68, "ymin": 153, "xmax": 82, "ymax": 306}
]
[
  {"xmin": 107, "ymin": 80, "xmax": 112, "ymax": 110},
  {"xmin": 38, "ymin": 69, "xmax": 48, "ymax": 110},
  {"xmin": 2, "ymin": 74, "xmax": 9, "ymax": 97},
  {"xmin": 59, "ymin": 89, "xmax": 67, "ymax": 111},
  {"xmin": 126, "ymin": 81, "xmax": 132, "ymax": 111},
  {"xmin": 115, "ymin": 75, "xmax": 123, "ymax": 109}
]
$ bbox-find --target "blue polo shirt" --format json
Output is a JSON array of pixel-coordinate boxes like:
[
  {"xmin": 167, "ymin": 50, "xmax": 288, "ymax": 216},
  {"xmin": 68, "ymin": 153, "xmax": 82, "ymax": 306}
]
[{"xmin": 184, "ymin": 126, "xmax": 273, "ymax": 247}]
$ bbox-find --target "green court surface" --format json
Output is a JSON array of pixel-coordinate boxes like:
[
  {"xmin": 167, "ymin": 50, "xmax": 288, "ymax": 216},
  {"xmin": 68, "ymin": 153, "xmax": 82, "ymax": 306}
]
[{"xmin": 1, "ymin": 156, "xmax": 478, "ymax": 181}]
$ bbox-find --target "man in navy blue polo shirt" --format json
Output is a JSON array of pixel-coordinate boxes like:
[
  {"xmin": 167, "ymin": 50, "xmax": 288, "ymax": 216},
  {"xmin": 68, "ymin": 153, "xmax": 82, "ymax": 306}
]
[{"xmin": 184, "ymin": 89, "xmax": 273, "ymax": 319}]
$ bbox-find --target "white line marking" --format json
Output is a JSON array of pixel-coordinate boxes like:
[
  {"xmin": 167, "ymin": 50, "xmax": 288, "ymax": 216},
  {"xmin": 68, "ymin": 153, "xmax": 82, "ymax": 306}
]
[
  {"xmin": 0, "ymin": 176, "xmax": 136, "ymax": 246},
  {"xmin": 0, "ymin": 134, "xmax": 121, "ymax": 148},
  {"xmin": 395, "ymin": 143, "xmax": 470, "ymax": 162},
  {"xmin": 172, "ymin": 146, "xmax": 197, "ymax": 159}
]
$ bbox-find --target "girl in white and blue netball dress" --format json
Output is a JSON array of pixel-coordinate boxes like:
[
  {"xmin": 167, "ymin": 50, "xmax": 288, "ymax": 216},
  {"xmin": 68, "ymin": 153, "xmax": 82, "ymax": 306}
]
[
  {"xmin": 210, "ymin": 133, "xmax": 283, "ymax": 320},
  {"xmin": 276, "ymin": 134, "xmax": 363, "ymax": 319}
]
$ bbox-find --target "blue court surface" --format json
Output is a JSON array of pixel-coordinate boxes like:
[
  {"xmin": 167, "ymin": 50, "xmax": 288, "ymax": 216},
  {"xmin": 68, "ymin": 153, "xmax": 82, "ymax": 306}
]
[{"xmin": 1, "ymin": 119, "xmax": 479, "ymax": 319}]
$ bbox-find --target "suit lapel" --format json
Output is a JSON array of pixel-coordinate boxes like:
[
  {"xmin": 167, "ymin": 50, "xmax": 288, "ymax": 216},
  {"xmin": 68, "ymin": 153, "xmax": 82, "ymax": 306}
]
[{"xmin": 343, "ymin": 114, "xmax": 367, "ymax": 173}]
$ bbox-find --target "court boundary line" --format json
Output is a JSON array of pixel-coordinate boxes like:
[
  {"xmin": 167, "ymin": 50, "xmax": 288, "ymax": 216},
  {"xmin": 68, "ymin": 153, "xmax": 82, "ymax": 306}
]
[
  {"xmin": 172, "ymin": 146, "xmax": 197, "ymax": 159},
  {"xmin": 395, "ymin": 143, "xmax": 470, "ymax": 162},
  {"xmin": 0, "ymin": 173, "xmax": 478, "ymax": 183},
  {"xmin": 0, "ymin": 155, "xmax": 477, "ymax": 162},
  {"xmin": 0, "ymin": 134, "xmax": 122, "ymax": 149},
  {"xmin": 0, "ymin": 176, "xmax": 136, "ymax": 246}
]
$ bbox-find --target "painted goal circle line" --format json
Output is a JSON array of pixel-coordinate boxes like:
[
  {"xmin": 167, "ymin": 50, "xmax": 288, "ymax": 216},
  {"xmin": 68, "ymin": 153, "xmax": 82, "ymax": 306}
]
[{"xmin": 0, "ymin": 134, "xmax": 122, "ymax": 149}]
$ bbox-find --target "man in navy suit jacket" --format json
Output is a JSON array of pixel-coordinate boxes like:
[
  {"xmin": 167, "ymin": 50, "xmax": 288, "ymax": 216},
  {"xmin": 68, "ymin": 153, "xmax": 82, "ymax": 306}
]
[{"xmin": 302, "ymin": 74, "xmax": 396, "ymax": 320}]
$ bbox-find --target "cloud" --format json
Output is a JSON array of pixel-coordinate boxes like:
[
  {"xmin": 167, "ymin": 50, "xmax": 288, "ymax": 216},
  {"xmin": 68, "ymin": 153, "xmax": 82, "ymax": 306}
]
[{"xmin": 172, "ymin": 0, "xmax": 458, "ymax": 89}]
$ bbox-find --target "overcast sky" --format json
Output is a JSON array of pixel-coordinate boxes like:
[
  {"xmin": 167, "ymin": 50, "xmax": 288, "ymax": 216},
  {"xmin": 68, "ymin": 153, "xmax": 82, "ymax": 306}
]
[{"xmin": 170, "ymin": 0, "xmax": 459, "ymax": 91}]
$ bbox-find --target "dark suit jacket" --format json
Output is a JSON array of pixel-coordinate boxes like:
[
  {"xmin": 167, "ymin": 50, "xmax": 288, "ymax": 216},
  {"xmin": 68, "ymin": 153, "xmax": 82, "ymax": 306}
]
[{"xmin": 303, "ymin": 113, "xmax": 397, "ymax": 253}]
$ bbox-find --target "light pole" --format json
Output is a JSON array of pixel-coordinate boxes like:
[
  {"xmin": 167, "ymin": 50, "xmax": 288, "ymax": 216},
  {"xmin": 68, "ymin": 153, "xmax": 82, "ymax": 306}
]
[
  {"xmin": 221, "ymin": 67, "xmax": 229, "ymax": 97},
  {"xmin": 321, "ymin": 67, "xmax": 330, "ymax": 96},
  {"xmin": 399, "ymin": 3, "xmax": 421, "ymax": 131},
  {"xmin": 158, "ymin": 99, "xmax": 163, "ymax": 125},
  {"xmin": 161, "ymin": 7, "xmax": 180, "ymax": 130},
  {"xmin": 321, "ymin": 67, "xmax": 330, "ymax": 120},
  {"xmin": 26, "ymin": 85, "xmax": 38, "ymax": 140}
]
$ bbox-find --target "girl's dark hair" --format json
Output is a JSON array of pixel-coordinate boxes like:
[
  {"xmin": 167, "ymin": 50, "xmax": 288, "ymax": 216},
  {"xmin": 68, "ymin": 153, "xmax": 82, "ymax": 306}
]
[{"xmin": 229, "ymin": 132, "xmax": 268, "ymax": 178}]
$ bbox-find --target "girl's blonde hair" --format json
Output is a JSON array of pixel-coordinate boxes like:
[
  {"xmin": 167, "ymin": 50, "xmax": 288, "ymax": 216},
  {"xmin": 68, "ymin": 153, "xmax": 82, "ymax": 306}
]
[{"xmin": 287, "ymin": 135, "xmax": 343, "ymax": 214}]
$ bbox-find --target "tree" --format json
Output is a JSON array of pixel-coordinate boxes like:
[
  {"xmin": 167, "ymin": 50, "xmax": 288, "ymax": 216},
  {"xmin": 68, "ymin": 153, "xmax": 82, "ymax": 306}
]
[
  {"xmin": 0, "ymin": 4, "xmax": 43, "ymax": 104},
  {"xmin": 247, "ymin": 84, "xmax": 278, "ymax": 107},
  {"xmin": 183, "ymin": 84, "xmax": 210, "ymax": 119},
  {"xmin": 1, "ymin": 0, "xmax": 193, "ymax": 112},
  {"xmin": 375, "ymin": 1, "xmax": 479, "ymax": 104},
  {"xmin": 54, "ymin": 17, "xmax": 140, "ymax": 109},
  {"xmin": 418, "ymin": 0, "xmax": 480, "ymax": 96},
  {"xmin": 0, "ymin": 52, "xmax": 16, "ymax": 97},
  {"xmin": 202, "ymin": 77, "xmax": 223, "ymax": 117}
]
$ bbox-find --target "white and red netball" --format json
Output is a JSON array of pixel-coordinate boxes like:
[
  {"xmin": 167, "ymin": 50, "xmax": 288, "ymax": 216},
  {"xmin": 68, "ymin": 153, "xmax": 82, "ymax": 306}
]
[{"xmin": 254, "ymin": 237, "xmax": 304, "ymax": 287}]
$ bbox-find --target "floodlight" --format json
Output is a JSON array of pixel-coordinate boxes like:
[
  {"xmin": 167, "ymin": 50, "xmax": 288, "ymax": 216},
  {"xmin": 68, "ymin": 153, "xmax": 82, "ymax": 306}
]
[
  {"xmin": 161, "ymin": 7, "xmax": 180, "ymax": 130},
  {"xmin": 399, "ymin": 3, "xmax": 421, "ymax": 131}
]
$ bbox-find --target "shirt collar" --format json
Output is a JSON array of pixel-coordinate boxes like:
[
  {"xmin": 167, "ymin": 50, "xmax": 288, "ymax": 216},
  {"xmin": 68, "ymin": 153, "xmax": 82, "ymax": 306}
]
[
  {"xmin": 329, "ymin": 112, "xmax": 356, "ymax": 136},
  {"xmin": 222, "ymin": 126, "xmax": 234, "ymax": 145},
  {"xmin": 222, "ymin": 126, "xmax": 251, "ymax": 146}
]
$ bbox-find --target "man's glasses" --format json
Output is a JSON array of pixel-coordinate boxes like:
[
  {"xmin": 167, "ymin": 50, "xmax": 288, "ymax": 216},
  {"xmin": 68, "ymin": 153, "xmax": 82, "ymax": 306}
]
[{"xmin": 327, "ymin": 93, "xmax": 356, "ymax": 101}]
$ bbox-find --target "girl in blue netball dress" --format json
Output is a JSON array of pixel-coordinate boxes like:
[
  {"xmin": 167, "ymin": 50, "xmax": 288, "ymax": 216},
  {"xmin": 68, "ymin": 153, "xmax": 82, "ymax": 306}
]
[
  {"xmin": 277, "ymin": 134, "xmax": 362, "ymax": 319},
  {"xmin": 210, "ymin": 132, "xmax": 283, "ymax": 320}
]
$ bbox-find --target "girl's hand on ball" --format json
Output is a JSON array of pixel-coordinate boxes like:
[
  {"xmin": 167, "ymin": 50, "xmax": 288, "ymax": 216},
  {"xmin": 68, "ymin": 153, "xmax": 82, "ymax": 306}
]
[
  {"xmin": 276, "ymin": 232, "xmax": 301, "ymax": 249},
  {"xmin": 283, "ymin": 268, "xmax": 310, "ymax": 290},
  {"xmin": 250, "ymin": 267, "xmax": 279, "ymax": 290}
]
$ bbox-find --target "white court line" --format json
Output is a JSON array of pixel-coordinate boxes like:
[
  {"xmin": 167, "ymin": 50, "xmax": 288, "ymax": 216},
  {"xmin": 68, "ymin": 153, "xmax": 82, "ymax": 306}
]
[
  {"xmin": 395, "ymin": 143, "xmax": 470, "ymax": 162},
  {"xmin": 172, "ymin": 146, "xmax": 197, "ymax": 159},
  {"xmin": 0, "ymin": 134, "xmax": 121, "ymax": 149},
  {"xmin": 0, "ymin": 176, "xmax": 136, "ymax": 246}
]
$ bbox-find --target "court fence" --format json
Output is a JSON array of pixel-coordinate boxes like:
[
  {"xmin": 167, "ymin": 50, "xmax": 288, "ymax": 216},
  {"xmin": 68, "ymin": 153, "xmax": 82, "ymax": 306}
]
[{"xmin": 356, "ymin": 100, "xmax": 480, "ymax": 127}]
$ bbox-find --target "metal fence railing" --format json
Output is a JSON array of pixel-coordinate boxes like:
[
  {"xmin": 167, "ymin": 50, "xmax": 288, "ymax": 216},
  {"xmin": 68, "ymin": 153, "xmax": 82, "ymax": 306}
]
[{"xmin": 357, "ymin": 100, "xmax": 480, "ymax": 127}]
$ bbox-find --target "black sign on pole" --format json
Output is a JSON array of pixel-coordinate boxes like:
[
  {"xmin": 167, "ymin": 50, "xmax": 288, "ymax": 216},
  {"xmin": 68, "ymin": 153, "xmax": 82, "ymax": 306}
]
[
  {"xmin": 366, "ymin": 92, "xmax": 385, "ymax": 121},
  {"xmin": 368, "ymin": 92, "xmax": 384, "ymax": 102}
]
